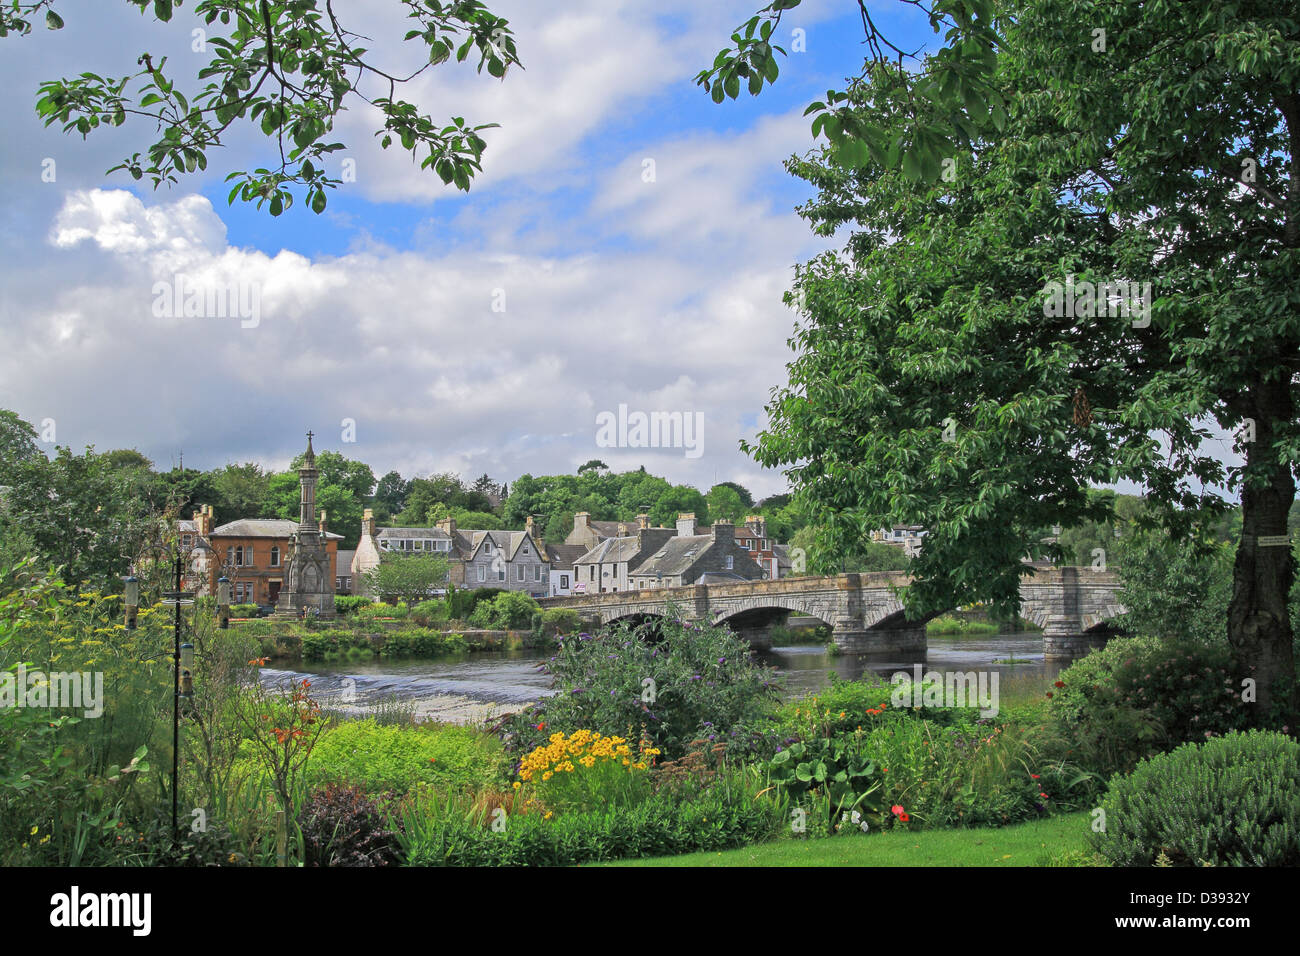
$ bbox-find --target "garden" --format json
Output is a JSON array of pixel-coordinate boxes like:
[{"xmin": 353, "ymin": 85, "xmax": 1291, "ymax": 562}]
[{"xmin": 3, "ymin": 551, "xmax": 1296, "ymax": 868}]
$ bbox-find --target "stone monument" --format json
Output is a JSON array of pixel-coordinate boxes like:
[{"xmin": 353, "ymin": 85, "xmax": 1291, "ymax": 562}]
[{"xmin": 274, "ymin": 431, "xmax": 336, "ymax": 619}]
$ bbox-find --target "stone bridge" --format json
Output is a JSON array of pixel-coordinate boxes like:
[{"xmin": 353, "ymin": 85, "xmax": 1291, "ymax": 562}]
[{"xmin": 539, "ymin": 568, "xmax": 1126, "ymax": 661}]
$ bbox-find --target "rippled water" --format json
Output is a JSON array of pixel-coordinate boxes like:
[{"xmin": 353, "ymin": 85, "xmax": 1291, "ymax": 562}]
[{"xmin": 266, "ymin": 632, "xmax": 1062, "ymax": 724}]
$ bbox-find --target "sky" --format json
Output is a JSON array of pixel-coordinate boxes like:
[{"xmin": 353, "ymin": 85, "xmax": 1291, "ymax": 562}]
[
  {"xmin": 0, "ymin": 0, "xmax": 928, "ymax": 500},
  {"xmin": 0, "ymin": 1, "xmax": 1242, "ymax": 505}
]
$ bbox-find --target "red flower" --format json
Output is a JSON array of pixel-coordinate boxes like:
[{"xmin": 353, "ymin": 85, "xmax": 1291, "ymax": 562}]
[
  {"xmin": 891, "ymin": 805, "xmax": 904, "ymax": 816},
  {"xmin": 1031, "ymin": 773, "xmax": 1040, "ymax": 779},
  {"xmin": 1053, "ymin": 680, "xmax": 1065, "ymax": 688},
  {"xmin": 1039, "ymin": 792, "xmax": 1049, "ymax": 799},
  {"xmin": 899, "ymin": 812, "xmax": 910, "ymax": 823},
  {"xmin": 1045, "ymin": 692, "xmax": 1053, "ymax": 698}
]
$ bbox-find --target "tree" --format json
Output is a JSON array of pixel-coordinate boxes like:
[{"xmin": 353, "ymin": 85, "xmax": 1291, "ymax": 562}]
[
  {"xmin": 0, "ymin": 445, "xmax": 157, "ymax": 590},
  {"xmin": 0, "ymin": 409, "xmax": 43, "ymax": 482},
  {"xmin": 373, "ymin": 470, "xmax": 411, "ymax": 517},
  {"xmin": 10, "ymin": 0, "xmax": 522, "ymax": 216},
  {"xmin": 705, "ymin": 484, "xmax": 746, "ymax": 523},
  {"xmin": 363, "ymin": 551, "xmax": 449, "ymax": 605},
  {"xmin": 699, "ymin": 0, "xmax": 1005, "ymax": 185},
  {"xmin": 747, "ymin": 0, "xmax": 1299, "ymax": 716},
  {"xmin": 649, "ymin": 486, "xmax": 708, "ymax": 530},
  {"xmin": 577, "ymin": 460, "xmax": 608, "ymax": 474},
  {"xmin": 713, "ymin": 480, "xmax": 754, "ymax": 509},
  {"xmin": 211, "ymin": 461, "xmax": 271, "ymax": 520}
]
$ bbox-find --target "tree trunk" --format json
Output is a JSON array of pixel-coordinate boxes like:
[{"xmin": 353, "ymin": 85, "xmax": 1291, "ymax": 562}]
[{"xmin": 1228, "ymin": 374, "xmax": 1296, "ymax": 722}]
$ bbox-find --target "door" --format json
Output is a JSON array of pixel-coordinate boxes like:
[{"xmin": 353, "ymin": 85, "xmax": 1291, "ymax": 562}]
[{"xmin": 269, "ymin": 581, "xmax": 281, "ymax": 603}]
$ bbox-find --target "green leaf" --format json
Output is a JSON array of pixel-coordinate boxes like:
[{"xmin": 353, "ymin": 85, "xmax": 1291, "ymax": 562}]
[
  {"xmin": 45, "ymin": 11, "xmax": 64, "ymax": 30},
  {"xmin": 154, "ymin": 0, "xmax": 173, "ymax": 23},
  {"xmin": 311, "ymin": 189, "xmax": 326, "ymax": 214}
]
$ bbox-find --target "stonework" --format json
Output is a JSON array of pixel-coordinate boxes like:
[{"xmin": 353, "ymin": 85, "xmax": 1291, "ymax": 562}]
[
  {"xmin": 274, "ymin": 433, "xmax": 336, "ymax": 619},
  {"xmin": 541, "ymin": 568, "xmax": 1126, "ymax": 660}
]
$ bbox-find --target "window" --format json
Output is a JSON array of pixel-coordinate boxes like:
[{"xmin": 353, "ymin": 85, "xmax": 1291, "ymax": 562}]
[
  {"xmin": 725, "ymin": 555, "xmax": 734, "ymax": 570},
  {"xmin": 484, "ymin": 541, "xmax": 493, "ymax": 554},
  {"xmin": 497, "ymin": 565, "xmax": 506, "ymax": 582},
  {"xmin": 380, "ymin": 539, "xmax": 389, "ymax": 550},
  {"xmin": 560, "ymin": 574, "xmax": 569, "ymax": 589},
  {"xmin": 517, "ymin": 565, "xmax": 525, "ymax": 582},
  {"xmin": 534, "ymin": 565, "xmax": 542, "ymax": 581},
  {"xmin": 182, "ymin": 534, "xmax": 192, "ymax": 549},
  {"xmin": 477, "ymin": 566, "xmax": 485, "ymax": 582},
  {"xmin": 270, "ymin": 546, "xmax": 280, "ymax": 567},
  {"xmin": 226, "ymin": 547, "xmax": 234, "ymax": 566}
]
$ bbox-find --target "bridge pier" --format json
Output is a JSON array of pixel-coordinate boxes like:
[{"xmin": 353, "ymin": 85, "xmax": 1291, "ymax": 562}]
[
  {"xmin": 832, "ymin": 624, "xmax": 927, "ymax": 656},
  {"xmin": 1043, "ymin": 627, "xmax": 1114, "ymax": 662}
]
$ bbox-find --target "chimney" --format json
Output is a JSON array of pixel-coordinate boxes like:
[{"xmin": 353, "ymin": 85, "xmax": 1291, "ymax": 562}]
[
  {"xmin": 617, "ymin": 522, "xmax": 630, "ymax": 536},
  {"xmin": 526, "ymin": 515, "xmax": 542, "ymax": 545},
  {"xmin": 436, "ymin": 516, "xmax": 457, "ymax": 539},
  {"xmin": 319, "ymin": 509, "xmax": 328, "ymax": 535},
  {"xmin": 745, "ymin": 515, "xmax": 766, "ymax": 538},
  {"xmin": 676, "ymin": 512, "xmax": 697, "ymax": 537},
  {"xmin": 574, "ymin": 512, "xmax": 590, "ymax": 532},
  {"xmin": 362, "ymin": 507, "xmax": 375, "ymax": 537},
  {"xmin": 637, "ymin": 512, "xmax": 649, "ymax": 530},
  {"xmin": 712, "ymin": 520, "xmax": 734, "ymax": 546}
]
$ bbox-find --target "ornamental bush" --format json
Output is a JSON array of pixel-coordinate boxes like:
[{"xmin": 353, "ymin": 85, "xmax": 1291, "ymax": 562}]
[
  {"xmin": 1090, "ymin": 730, "xmax": 1300, "ymax": 866},
  {"xmin": 514, "ymin": 729, "xmax": 656, "ymax": 813},
  {"xmin": 299, "ymin": 783, "xmax": 401, "ymax": 867},
  {"xmin": 500, "ymin": 615, "xmax": 782, "ymax": 762},
  {"xmin": 1049, "ymin": 635, "xmax": 1251, "ymax": 777}
]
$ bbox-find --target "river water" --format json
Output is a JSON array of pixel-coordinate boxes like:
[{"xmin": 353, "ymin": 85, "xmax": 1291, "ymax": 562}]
[{"xmin": 261, "ymin": 632, "xmax": 1060, "ymax": 725}]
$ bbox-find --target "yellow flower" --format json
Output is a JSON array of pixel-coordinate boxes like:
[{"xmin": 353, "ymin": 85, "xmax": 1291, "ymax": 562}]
[
  {"xmin": 544, "ymin": 811, "xmax": 553, "ymax": 820},
  {"xmin": 512, "ymin": 781, "xmax": 521, "ymax": 790},
  {"xmin": 542, "ymin": 771, "xmax": 553, "ymax": 781},
  {"xmin": 29, "ymin": 826, "xmax": 38, "ymax": 836}
]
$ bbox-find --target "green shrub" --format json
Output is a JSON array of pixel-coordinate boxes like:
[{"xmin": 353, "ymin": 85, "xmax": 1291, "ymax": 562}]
[
  {"xmin": 537, "ymin": 608, "xmax": 581, "ymax": 637},
  {"xmin": 333, "ymin": 596, "xmax": 372, "ymax": 616},
  {"xmin": 501, "ymin": 616, "xmax": 782, "ymax": 762},
  {"xmin": 410, "ymin": 600, "xmax": 445, "ymax": 626},
  {"xmin": 1091, "ymin": 730, "xmax": 1300, "ymax": 866},
  {"xmin": 447, "ymin": 587, "xmax": 506, "ymax": 621},
  {"xmin": 468, "ymin": 591, "xmax": 539, "ymax": 630},
  {"xmin": 1049, "ymin": 634, "xmax": 1250, "ymax": 777},
  {"xmin": 230, "ymin": 603, "xmax": 260, "ymax": 618},
  {"xmin": 398, "ymin": 771, "xmax": 783, "ymax": 866},
  {"xmin": 308, "ymin": 719, "xmax": 508, "ymax": 794}
]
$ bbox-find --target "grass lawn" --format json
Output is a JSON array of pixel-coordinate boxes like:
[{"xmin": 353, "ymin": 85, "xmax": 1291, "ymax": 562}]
[{"xmin": 595, "ymin": 811, "xmax": 1093, "ymax": 867}]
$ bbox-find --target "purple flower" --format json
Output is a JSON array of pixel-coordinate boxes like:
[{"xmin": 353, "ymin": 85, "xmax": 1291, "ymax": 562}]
[
  {"xmin": 718, "ymin": 657, "xmax": 726, "ymax": 664},
  {"xmin": 571, "ymin": 687, "xmax": 586, "ymax": 695},
  {"xmin": 691, "ymin": 675, "xmax": 701, "ymax": 680}
]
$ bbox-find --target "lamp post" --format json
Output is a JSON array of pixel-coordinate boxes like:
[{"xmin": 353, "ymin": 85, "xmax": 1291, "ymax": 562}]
[{"xmin": 160, "ymin": 552, "xmax": 195, "ymax": 844}]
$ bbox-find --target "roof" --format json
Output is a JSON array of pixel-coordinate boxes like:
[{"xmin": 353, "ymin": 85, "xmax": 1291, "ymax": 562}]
[
  {"xmin": 589, "ymin": 519, "xmax": 627, "ymax": 539},
  {"xmin": 335, "ymin": 550, "xmax": 356, "ymax": 574},
  {"xmin": 545, "ymin": 544, "xmax": 588, "ymax": 570},
  {"xmin": 376, "ymin": 527, "xmax": 452, "ymax": 540},
  {"xmin": 210, "ymin": 518, "xmax": 344, "ymax": 540},
  {"xmin": 631, "ymin": 535, "xmax": 715, "ymax": 576},
  {"xmin": 574, "ymin": 528, "xmax": 675, "ymax": 567}
]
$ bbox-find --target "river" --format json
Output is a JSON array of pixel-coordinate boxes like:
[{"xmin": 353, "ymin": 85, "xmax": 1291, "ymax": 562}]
[{"xmin": 260, "ymin": 631, "xmax": 1060, "ymax": 724}]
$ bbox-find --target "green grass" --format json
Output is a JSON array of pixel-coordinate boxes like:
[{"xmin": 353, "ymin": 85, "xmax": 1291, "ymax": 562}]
[{"xmin": 595, "ymin": 811, "xmax": 1093, "ymax": 867}]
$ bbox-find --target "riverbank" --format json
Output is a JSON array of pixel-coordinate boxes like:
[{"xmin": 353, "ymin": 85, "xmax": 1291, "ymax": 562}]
[{"xmin": 232, "ymin": 618, "xmax": 556, "ymax": 663}]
